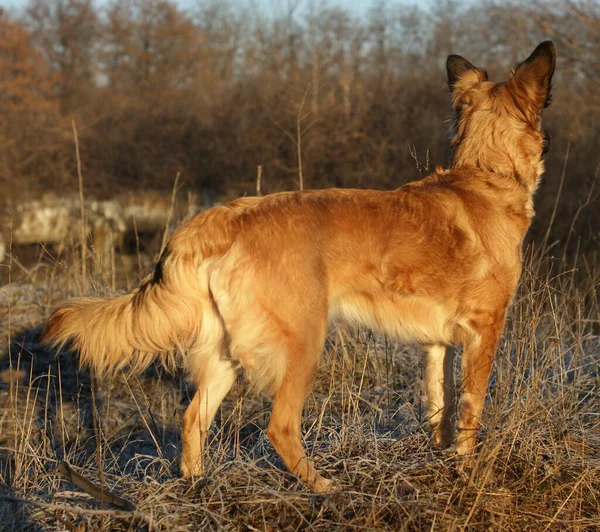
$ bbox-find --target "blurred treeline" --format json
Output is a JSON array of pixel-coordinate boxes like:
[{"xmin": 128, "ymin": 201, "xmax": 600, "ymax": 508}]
[{"xmin": 0, "ymin": 0, "xmax": 598, "ymax": 258}]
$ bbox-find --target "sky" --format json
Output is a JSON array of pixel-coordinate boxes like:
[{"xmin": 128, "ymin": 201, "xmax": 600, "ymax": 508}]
[{"xmin": 4, "ymin": 0, "xmax": 399, "ymax": 17}]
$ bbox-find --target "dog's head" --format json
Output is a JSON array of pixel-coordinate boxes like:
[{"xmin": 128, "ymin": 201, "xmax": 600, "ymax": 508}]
[{"xmin": 447, "ymin": 41, "xmax": 555, "ymax": 192}]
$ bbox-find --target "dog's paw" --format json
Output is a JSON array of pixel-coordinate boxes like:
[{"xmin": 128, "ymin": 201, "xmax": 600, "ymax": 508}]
[{"xmin": 313, "ymin": 477, "xmax": 340, "ymax": 495}]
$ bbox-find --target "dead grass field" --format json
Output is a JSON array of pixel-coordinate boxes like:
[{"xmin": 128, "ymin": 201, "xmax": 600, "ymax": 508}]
[{"xmin": 0, "ymin": 240, "xmax": 599, "ymax": 531}]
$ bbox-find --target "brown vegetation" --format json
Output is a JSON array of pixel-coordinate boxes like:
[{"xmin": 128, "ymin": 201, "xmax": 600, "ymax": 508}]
[{"xmin": 0, "ymin": 0, "xmax": 598, "ymax": 259}]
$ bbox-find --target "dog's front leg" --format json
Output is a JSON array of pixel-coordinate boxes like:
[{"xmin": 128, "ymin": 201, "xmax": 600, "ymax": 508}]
[
  {"xmin": 455, "ymin": 323, "xmax": 503, "ymax": 455},
  {"xmin": 425, "ymin": 344, "xmax": 455, "ymax": 448}
]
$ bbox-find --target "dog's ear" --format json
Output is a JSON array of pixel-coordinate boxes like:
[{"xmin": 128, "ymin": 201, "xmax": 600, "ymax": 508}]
[
  {"xmin": 447, "ymin": 55, "xmax": 488, "ymax": 92},
  {"xmin": 509, "ymin": 41, "xmax": 556, "ymax": 115}
]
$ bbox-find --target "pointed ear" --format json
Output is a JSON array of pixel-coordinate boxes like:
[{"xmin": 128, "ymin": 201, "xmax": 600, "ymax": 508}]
[
  {"xmin": 447, "ymin": 54, "xmax": 488, "ymax": 92},
  {"xmin": 510, "ymin": 41, "xmax": 556, "ymax": 114}
]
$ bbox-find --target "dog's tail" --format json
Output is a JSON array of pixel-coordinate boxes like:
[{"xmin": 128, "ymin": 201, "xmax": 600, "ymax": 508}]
[{"xmin": 43, "ymin": 251, "xmax": 206, "ymax": 376}]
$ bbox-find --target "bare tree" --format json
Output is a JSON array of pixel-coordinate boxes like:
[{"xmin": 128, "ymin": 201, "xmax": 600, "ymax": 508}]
[
  {"xmin": 0, "ymin": 11, "xmax": 60, "ymax": 194},
  {"xmin": 26, "ymin": 0, "xmax": 99, "ymax": 113}
]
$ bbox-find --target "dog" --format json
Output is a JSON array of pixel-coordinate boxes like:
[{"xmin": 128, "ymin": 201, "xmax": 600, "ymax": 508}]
[{"xmin": 44, "ymin": 41, "xmax": 555, "ymax": 493}]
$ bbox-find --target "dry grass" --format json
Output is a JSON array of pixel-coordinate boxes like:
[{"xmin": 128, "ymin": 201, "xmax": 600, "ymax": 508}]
[{"xmin": 0, "ymin": 239, "xmax": 599, "ymax": 531}]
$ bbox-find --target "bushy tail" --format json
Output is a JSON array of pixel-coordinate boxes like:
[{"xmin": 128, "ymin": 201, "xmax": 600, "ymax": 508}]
[{"xmin": 44, "ymin": 252, "xmax": 205, "ymax": 376}]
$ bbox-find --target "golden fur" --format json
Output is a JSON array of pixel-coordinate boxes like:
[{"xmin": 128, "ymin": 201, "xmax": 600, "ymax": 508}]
[{"xmin": 45, "ymin": 42, "xmax": 556, "ymax": 493}]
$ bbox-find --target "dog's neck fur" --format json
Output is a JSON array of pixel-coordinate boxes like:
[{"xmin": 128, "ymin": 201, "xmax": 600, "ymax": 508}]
[{"xmin": 450, "ymin": 137, "xmax": 544, "ymax": 220}]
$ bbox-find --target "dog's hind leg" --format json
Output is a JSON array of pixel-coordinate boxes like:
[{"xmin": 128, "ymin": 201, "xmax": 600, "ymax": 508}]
[
  {"xmin": 266, "ymin": 325, "xmax": 334, "ymax": 493},
  {"xmin": 181, "ymin": 354, "xmax": 238, "ymax": 478},
  {"xmin": 425, "ymin": 344, "xmax": 455, "ymax": 448},
  {"xmin": 267, "ymin": 356, "xmax": 334, "ymax": 493}
]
